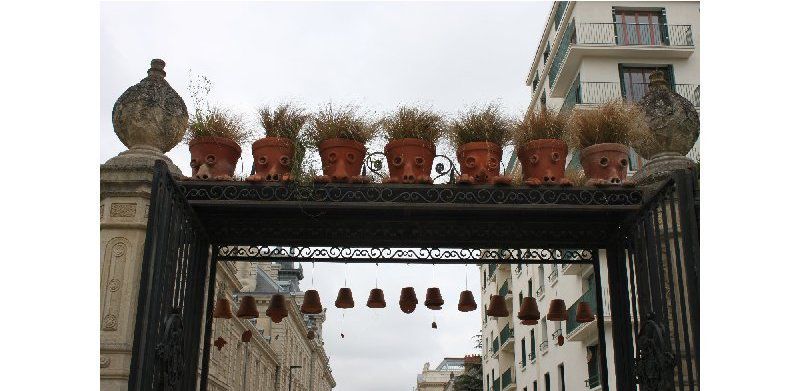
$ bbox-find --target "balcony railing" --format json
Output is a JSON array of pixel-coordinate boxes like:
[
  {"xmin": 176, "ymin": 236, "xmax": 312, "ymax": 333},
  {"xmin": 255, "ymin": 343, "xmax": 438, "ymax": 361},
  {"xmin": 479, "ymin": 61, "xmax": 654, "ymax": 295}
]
[
  {"xmin": 489, "ymin": 263, "xmax": 497, "ymax": 279},
  {"xmin": 500, "ymin": 324, "xmax": 514, "ymax": 346},
  {"xmin": 575, "ymin": 23, "xmax": 694, "ymax": 47},
  {"xmin": 564, "ymin": 81, "xmax": 700, "ymax": 110},
  {"xmin": 552, "ymin": 328, "xmax": 563, "ymax": 341},
  {"xmin": 536, "ymin": 285, "xmax": 544, "ymax": 299},
  {"xmin": 501, "ymin": 368, "xmax": 514, "ymax": 390},
  {"xmin": 499, "ymin": 280, "xmax": 510, "ymax": 297},
  {"xmin": 528, "ymin": 351, "xmax": 536, "ymax": 362},
  {"xmin": 539, "ymin": 340, "xmax": 549, "ymax": 353},
  {"xmin": 585, "ymin": 375, "xmax": 600, "ymax": 389},
  {"xmin": 493, "ymin": 337, "xmax": 500, "ymax": 355},
  {"xmin": 548, "ymin": 267, "xmax": 559, "ymax": 283},
  {"xmin": 493, "ymin": 378, "xmax": 501, "ymax": 391},
  {"xmin": 567, "ymin": 285, "xmax": 597, "ymax": 335}
]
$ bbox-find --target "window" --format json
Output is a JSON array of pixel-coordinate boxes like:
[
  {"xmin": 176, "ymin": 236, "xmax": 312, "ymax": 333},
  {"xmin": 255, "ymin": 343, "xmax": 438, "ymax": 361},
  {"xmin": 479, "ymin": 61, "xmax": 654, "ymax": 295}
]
[
  {"xmin": 519, "ymin": 292, "xmax": 524, "ymax": 307},
  {"xmin": 532, "ymin": 72, "xmax": 540, "ymax": 92},
  {"xmin": 545, "ymin": 373, "xmax": 551, "ymax": 391},
  {"xmin": 538, "ymin": 266, "xmax": 545, "ymax": 288},
  {"xmin": 613, "ymin": 9, "xmax": 666, "ymax": 46},
  {"xmin": 541, "ymin": 321, "xmax": 549, "ymax": 345},
  {"xmin": 558, "ymin": 364, "xmax": 566, "ymax": 391},
  {"xmin": 540, "ymin": 93, "xmax": 547, "ymax": 109},
  {"xmin": 528, "ymin": 279, "xmax": 533, "ymax": 297},
  {"xmin": 619, "ymin": 65, "xmax": 673, "ymax": 103},
  {"xmin": 521, "ymin": 337, "xmax": 527, "ymax": 367},
  {"xmin": 530, "ymin": 329, "xmax": 536, "ymax": 359},
  {"xmin": 534, "ymin": 380, "xmax": 538, "ymax": 391},
  {"xmin": 483, "ymin": 269, "xmax": 487, "ymax": 288},
  {"xmin": 543, "ymin": 42, "xmax": 551, "ymax": 64},
  {"xmin": 587, "ymin": 345, "xmax": 601, "ymax": 389},
  {"xmin": 487, "ymin": 375, "xmax": 490, "ymax": 391}
]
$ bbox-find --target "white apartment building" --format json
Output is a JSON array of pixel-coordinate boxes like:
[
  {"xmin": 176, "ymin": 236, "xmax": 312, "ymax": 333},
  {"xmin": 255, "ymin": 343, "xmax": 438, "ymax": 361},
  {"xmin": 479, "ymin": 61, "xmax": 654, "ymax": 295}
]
[
  {"xmin": 482, "ymin": 3, "xmax": 700, "ymax": 391},
  {"xmin": 519, "ymin": 1, "xmax": 700, "ymax": 174}
]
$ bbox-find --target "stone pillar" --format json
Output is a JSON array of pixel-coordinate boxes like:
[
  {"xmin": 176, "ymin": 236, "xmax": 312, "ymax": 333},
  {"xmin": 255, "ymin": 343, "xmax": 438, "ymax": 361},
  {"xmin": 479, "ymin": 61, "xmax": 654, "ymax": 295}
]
[{"xmin": 100, "ymin": 59, "xmax": 188, "ymax": 390}]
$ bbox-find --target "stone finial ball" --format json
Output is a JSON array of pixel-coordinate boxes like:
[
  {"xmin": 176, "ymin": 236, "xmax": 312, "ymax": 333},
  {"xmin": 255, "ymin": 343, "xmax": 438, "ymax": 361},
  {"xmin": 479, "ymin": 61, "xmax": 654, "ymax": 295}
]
[
  {"xmin": 112, "ymin": 59, "xmax": 188, "ymax": 153},
  {"xmin": 633, "ymin": 71, "xmax": 700, "ymax": 159}
]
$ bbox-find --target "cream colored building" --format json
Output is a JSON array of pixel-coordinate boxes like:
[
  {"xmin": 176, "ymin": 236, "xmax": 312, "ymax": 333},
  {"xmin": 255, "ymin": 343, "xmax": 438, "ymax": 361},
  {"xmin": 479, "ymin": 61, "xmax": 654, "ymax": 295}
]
[
  {"xmin": 484, "ymin": 3, "xmax": 700, "ymax": 391},
  {"xmin": 509, "ymin": 0, "xmax": 700, "ymax": 180},
  {"xmin": 416, "ymin": 357, "xmax": 466, "ymax": 391}
]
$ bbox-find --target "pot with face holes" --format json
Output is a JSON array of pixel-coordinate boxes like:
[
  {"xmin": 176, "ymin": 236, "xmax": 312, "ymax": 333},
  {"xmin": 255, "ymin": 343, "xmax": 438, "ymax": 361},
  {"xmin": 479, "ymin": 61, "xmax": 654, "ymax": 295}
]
[
  {"xmin": 517, "ymin": 139, "xmax": 570, "ymax": 186},
  {"xmin": 580, "ymin": 143, "xmax": 631, "ymax": 185},
  {"xmin": 455, "ymin": 141, "xmax": 511, "ymax": 185},
  {"xmin": 246, "ymin": 137, "xmax": 294, "ymax": 182},
  {"xmin": 316, "ymin": 138, "xmax": 367, "ymax": 183},
  {"xmin": 383, "ymin": 138, "xmax": 436, "ymax": 184},
  {"xmin": 188, "ymin": 136, "xmax": 242, "ymax": 180}
]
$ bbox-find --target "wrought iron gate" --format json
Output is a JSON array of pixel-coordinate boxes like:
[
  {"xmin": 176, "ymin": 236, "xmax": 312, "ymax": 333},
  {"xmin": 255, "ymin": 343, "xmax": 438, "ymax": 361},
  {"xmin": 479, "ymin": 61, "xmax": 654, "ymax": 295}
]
[
  {"xmin": 129, "ymin": 161, "xmax": 211, "ymax": 391},
  {"xmin": 617, "ymin": 169, "xmax": 700, "ymax": 391}
]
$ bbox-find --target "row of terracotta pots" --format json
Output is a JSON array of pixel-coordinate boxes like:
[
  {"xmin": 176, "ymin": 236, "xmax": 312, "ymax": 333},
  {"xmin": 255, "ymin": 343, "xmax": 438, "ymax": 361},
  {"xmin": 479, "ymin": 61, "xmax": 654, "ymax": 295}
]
[{"xmin": 188, "ymin": 135, "xmax": 632, "ymax": 185}]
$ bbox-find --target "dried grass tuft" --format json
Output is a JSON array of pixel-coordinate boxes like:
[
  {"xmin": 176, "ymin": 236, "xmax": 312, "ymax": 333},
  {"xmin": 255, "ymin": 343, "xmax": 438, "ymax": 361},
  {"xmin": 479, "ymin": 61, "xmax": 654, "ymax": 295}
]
[
  {"xmin": 308, "ymin": 104, "xmax": 378, "ymax": 145},
  {"xmin": 448, "ymin": 103, "xmax": 513, "ymax": 146},
  {"xmin": 258, "ymin": 103, "xmax": 308, "ymax": 140},
  {"xmin": 513, "ymin": 107, "xmax": 568, "ymax": 146},
  {"xmin": 187, "ymin": 107, "xmax": 253, "ymax": 144},
  {"xmin": 565, "ymin": 100, "xmax": 652, "ymax": 150},
  {"xmin": 381, "ymin": 106, "xmax": 445, "ymax": 143}
]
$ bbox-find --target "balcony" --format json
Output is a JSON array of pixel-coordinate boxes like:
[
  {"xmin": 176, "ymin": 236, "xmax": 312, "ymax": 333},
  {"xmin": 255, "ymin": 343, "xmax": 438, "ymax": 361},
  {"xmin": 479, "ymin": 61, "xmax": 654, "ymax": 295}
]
[
  {"xmin": 585, "ymin": 375, "xmax": 601, "ymax": 390},
  {"xmin": 561, "ymin": 261, "xmax": 590, "ymax": 276},
  {"xmin": 492, "ymin": 337, "xmax": 500, "ymax": 357},
  {"xmin": 536, "ymin": 285, "xmax": 545, "ymax": 301},
  {"xmin": 528, "ymin": 351, "xmax": 536, "ymax": 364},
  {"xmin": 539, "ymin": 340, "xmax": 549, "ymax": 355},
  {"xmin": 547, "ymin": 267, "xmax": 559, "ymax": 285},
  {"xmin": 493, "ymin": 378, "xmax": 500, "ymax": 391},
  {"xmin": 499, "ymin": 280, "xmax": 510, "ymax": 298},
  {"xmin": 500, "ymin": 324, "xmax": 514, "ymax": 352},
  {"xmin": 489, "ymin": 263, "xmax": 498, "ymax": 282},
  {"xmin": 566, "ymin": 285, "xmax": 612, "ymax": 342},
  {"xmin": 549, "ymin": 22, "xmax": 695, "ymax": 96},
  {"xmin": 501, "ymin": 368, "xmax": 516, "ymax": 391},
  {"xmin": 561, "ymin": 81, "xmax": 700, "ymax": 115}
]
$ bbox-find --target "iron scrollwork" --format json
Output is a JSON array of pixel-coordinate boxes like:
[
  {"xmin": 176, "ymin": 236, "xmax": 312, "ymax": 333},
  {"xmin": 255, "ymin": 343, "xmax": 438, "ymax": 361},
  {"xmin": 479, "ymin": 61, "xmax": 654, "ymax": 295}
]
[
  {"xmin": 154, "ymin": 308, "xmax": 185, "ymax": 391},
  {"xmin": 217, "ymin": 246, "xmax": 594, "ymax": 263},
  {"xmin": 634, "ymin": 313, "xmax": 676, "ymax": 391}
]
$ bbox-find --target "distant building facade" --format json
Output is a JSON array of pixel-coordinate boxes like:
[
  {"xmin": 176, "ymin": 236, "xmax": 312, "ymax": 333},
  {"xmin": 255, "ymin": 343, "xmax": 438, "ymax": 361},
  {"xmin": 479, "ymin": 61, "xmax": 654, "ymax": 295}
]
[{"xmin": 416, "ymin": 357, "xmax": 466, "ymax": 391}]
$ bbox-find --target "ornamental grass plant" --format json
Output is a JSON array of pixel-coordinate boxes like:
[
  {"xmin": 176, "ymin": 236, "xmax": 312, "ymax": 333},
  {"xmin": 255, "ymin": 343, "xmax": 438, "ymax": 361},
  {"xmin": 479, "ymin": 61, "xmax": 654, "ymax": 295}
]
[
  {"xmin": 308, "ymin": 104, "xmax": 378, "ymax": 145},
  {"xmin": 186, "ymin": 106, "xmax": 253, "ymax": 144},
  {"xmin": 258, "ymin": 103, "xmax": 308, "ymax": 141},
  {"xmin": 381, "ymin": 106, "xmax": 446, "ymax": 143},
  {"xmin": 565, "ymin": 100, "xmax": 652, "ymax": 150},
  {"xmin": 448, "ymin": 103, "xmax": 513, "ymax": 146},
  {"xmin": 512, "ymin": 107, "xmax": 568, "ymax": 146}
]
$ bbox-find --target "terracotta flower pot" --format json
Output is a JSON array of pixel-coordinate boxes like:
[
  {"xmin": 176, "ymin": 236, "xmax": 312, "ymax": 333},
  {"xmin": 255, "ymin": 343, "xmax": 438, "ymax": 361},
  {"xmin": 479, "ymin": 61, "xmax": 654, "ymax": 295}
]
[
  {"xmin": 315, "ymin": 138, "xmax": 369, "ymax": 183},
  {"xmin": 383, "ymin": 138, "xmax": 436, "ymax": 184},
  {"xmin": 517, "ymin": 297, "xmax": 541, "ymax": 324},
  {"xmin": 457, "ymin": 290, "xmax": 478, "ymax": 312},
  {"xmin": 546, "ymin": 298, "xmax": 568, "ymax": 321},
  {"xmin": 265, "ymin": 294, "xmax": 288, "ymax": 323},
  {"xmin": 236, "ymin": 295, "xmax": 260, "ymax": 319},
  {"xmin": 517, "ymin": 139, "xmax": 571, "ymax": 186},
  {"xmin": 399, "ymin": 287, "xmax": 418, "ymax": 314},
  {"xmin": 424, "ymin": 287, "xmax": 444, "ymax": 310},
  {"xmin": 367, "ymin": 288, "xmax": 387, "ymax": 308},
  {"xmin": 246, "ymin": 136, "xmax": 294, "ymax": 183},
  {"xmin": 335, "ymin": 287, "xmax": 355, "ymax": 309},
  {"xmin": 241, "ymin": 330, "xmax": 253, "ymax": 343},
  {"xmin": 300, "ymin": 289, "xmax": 323, "ymax": 314},
  {"xmin": 456, "ymin": 141, "xmax": 511, "ymax": 185},
  {"xmin": 580, "ymin": 143, "xmax": 633, "ymax": 186},
  {"xmin": 486, "ymin": 294, "xmax": 509, "ymax": 317},
  {"xmin": 575, "ymin": 301, "xmax": 595, "ymax": 323},
  {"xmin": 213, "ymin": 298, "xmax": 233, "ymax": 319},
  {"xmin": 213, "ymin": 336, "xmax": 227, "ymax": 351},
  {"xmin": 188, "ymin": 136, "xmax": 242, "ymax": 180}
]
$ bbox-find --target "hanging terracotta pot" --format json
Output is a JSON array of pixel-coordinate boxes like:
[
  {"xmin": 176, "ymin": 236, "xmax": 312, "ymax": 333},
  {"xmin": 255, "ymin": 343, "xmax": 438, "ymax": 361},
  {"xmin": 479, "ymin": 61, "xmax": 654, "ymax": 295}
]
[
  {"xmin": 265, "ymin": 294, "xmax": 288, "ymax": 323},
  {"xmin": 580, "ymin": 143, "xmax": 632, "ymax": 186},
  {"xmin": 383, "ymin": 138, "xmax": 436, "ymax": 184},
  {"xmin": 457, "ymin": 290, "xmax": 477, "ymax": 312},
  {"xmin": 301, "ymin": 289, "xmax": 323, "ymax": 314},
  {"xmin": 213, "ymin": 298, "xmax": 234, "ymax": 319},
  {"xmin": 424, "ymin": 287, "xmax": 444, "ymax": 310},
  {"xmin": 236, "ymin": 295, "xmax": 260, "ymax": 319},
  {"xmin": 455, "ymin": 141, "xmax": 511, "ymax": 185},
  {"xmin": 557, "ymin": 334, "xmax": 565, "ymax": 346},
  {"xmin": 517, "ymin": 139, "xmax": 571, "ymax": 186},
  {"xmin": 486, "ymin": 294, "xmax": 509, "ymax": 317},
  {"xmin": 517, "ymin": 297, "xmax": 541, "ymax": 324},
  {"xmin": 307, "ymin": 329, "xmax": 316, "ymax": 340},
  {"xmin": 367, "ymin": 288, "xmax": 387, "ymax": 308},
  {"xmin": 213, "ymin": 336, "xmax": 227, "ymax": 351},
  {"xmin": 335, "ymin": 287, "xmax": 355, "ymax": 309},
  {"xmin": 246, "ymin": 136, "xmax": 294, "ymax": 182},
  {"xmin": 315, "ymin": 138, "xmax": 370, "ymax": 183},
  {"xmin": 546, "ymin": 298, "xmax": 568, "ymax": 321},
  {"xmin": 188, "ymin": 136, "xmax": 242, "ymax": 180},
  {"xmin": 431, "ymin": 321, "xmax": 438, "ymax": 329},
  {"xmin": 241, "ymin": 330, "xmax": 253, "ymax": 343},
  {"xmin": 399, "ymin": 287, "xmax": 419, "ymax": 314},
  {"xmin": 576, "ymin": 301, "xmax": 595, "ymax": 323}
]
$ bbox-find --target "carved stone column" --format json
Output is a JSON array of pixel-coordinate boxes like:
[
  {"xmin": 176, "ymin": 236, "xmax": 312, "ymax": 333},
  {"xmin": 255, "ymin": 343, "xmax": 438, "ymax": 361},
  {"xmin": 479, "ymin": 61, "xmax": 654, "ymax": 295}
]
[{"xmin": 100, "ymin": 59, "xmax": 188, "ymax": 390}]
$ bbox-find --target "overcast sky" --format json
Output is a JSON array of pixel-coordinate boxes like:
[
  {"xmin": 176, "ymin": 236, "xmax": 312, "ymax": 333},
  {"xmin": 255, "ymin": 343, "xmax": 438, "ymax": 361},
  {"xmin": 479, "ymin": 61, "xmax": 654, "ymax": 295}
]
[{"xmin": 100, "ymin": 1, "xmax": 550, "ymax": 389}]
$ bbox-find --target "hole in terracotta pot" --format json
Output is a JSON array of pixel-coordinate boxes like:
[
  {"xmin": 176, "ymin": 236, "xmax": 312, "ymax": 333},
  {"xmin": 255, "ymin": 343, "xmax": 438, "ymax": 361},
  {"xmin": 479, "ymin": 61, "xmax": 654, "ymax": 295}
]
[
  {"xmin": 393, "ymin": 156, "xmax": 404, "ymax": 167},
  {"xmin": 346, "ymin": 153, "xmax": 356, "ymax": 163},
  {"xmin": 487, "ymin": 158, "xmax": 498, "ymax": 169},
  {"xmin": 620, "ymin": 158, "xmax": 628, "ymax": 167},
  {"xmin": 280, "ymin": 156, "xmax": 291, "ymax": 166},
  {"xmin": 530, "ymin": 155, "xmax": 539, "ymax": 165},
  {"xmin": 599, "ymin": 157, "xmax": 609, "ymax": 167},
  {"xmin": 258, "ymin": 156, "xmax": 268, "ymax": 165},
  {"xmin": 328, "ymin": 152, "xmax": 337, "ymax": 163},
  {"xmin": 414, "ymin": 156, "xmax": 424, "ymax": 166},
  {"xmin": 551, "ymin": 152, "xmax": 560, "ymax": 162},
  {"xmin": 465, "ymin": 156, "xmax": 476, "ymax": 168},
  {"xmin": 206, "ymin": 154, "xmax": 216, "ymax": 165},
  {"xmin": 190, "ymin": 159, "xmax": 198, "ymax": 168}
]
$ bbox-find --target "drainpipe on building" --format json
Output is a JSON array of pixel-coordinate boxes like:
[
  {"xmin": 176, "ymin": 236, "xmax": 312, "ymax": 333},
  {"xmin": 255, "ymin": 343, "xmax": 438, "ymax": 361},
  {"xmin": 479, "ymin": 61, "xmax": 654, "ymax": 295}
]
[{"xmin": 241, "ymin": 342, "xmax": 249, "ymax": 391}]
